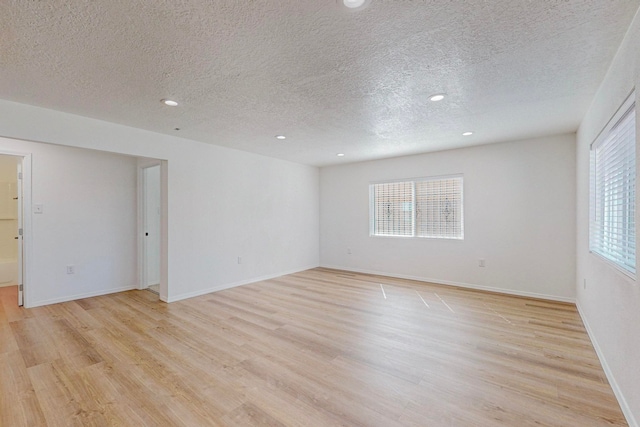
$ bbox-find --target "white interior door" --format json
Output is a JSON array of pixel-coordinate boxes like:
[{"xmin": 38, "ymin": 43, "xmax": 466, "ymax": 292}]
[
  {"xmin": 143, "ymin": 165, "xmax": 161, "ymax": 287},
  {"xmin": 17, "ymin": 162, "xmax": 23, "ymax": 306}
]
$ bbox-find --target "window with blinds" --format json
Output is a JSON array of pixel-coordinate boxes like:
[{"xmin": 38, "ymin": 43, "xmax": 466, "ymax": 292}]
[
  {"xmin": 370, "ymin": 181, "xmax": 414, "ymax": 236},
  {"xmin": 416, "ymin": 177, "xmax": 463, "ymax": 238},
  {"xmin": 589, "ymin": 91, "xmax": 636, "ymax": 277},
  {"xmin": 370, "ymin": 175, "xmax": 463, "ymax": 239}
]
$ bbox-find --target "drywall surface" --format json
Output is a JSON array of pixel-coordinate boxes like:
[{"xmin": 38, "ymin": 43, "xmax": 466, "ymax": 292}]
[
  {"xmin": 0, "ymin": 137, "xmax": 137, "ymax": 304},
  {"xmin": 0, "ymin": 99, "xmax": 320, "ymax": 306},
  {"xmin": 576, "ymin": 7, "xmax": 640, "ymax": 426},
  {"xmin": 320, "ymin": 134, "xmax": 576, "ymax": 301}
]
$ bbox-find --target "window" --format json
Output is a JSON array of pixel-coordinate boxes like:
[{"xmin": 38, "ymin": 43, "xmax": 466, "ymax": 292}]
[
  {"xmin": 590, "ymin": 91, "xmax": 636, "ymax": 276},
  {"xmin": 370, "ymin": 175, "xmax": 463, "ymax": 239},
  {"xmin": 370, "ymin": 181, "xmax": 414, "ymax": 237}
]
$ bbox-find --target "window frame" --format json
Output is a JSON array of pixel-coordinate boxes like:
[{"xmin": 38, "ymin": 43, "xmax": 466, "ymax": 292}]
[
  {"xmin": 589, "ymin": 90, "xmax": 636, "ymax": 279},
  {"xmin": 369, "ymin": 174, "xmax": 464, "ymax": 240}
]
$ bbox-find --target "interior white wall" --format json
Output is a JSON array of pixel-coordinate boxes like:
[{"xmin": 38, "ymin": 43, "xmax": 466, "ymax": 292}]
[
  {"xmin": 0, "ymin": 99, "xmax": 320, "ymax": 305},
  {"xmin": 0, "ymin": 137, "xmax": 137, "ymax": 305},
  {"xmin": 320, "ymin": 134, "xmax": 576, "ymax": 301},
  {"xmin": 576, "ymin": 7, "xmax": 640, "ymax": 426}
]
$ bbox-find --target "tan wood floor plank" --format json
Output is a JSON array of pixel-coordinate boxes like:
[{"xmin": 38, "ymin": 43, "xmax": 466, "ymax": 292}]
[
  {"xmin": 0, "ymin": 350, "xmax": 47, "ymax": 427},
  {"xmin": 0, "ymin": 269, "xmax": 629, "ymax": 426}
]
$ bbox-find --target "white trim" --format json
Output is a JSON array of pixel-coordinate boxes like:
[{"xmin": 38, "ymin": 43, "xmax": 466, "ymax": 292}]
[
  {"xmin": 576, "ymin": 302, "xmax": 638, "ymax": 427},
  {"xmin": 320, "ymin": 264, "xmax": 576, "ymax": 303},
  {"xmin": 21, "ymin": 155, "xmax": 32, "ymax": 307},
  {"xmin": 29, "ymin": 285, "xmax": 137, "ymax": 308},
  {"xmin": 589, "ymin": 250, "xmax": 636, "ymax": 281},
  {"xmin": 137, "ymin": 165, "xmax": 145, "ymax": 290},
  {"xmin": 370, "ymin": 173, "xmax": 464, "ymax": 185},
  {"xmin": 165, "ymin": 265, "xmax": 319, "ymax": 303},
  {"xmin": 159, "ymin": 160, "xmax": 169, "ymax": 302},
  {"xmin": 589, "ymin": 89, "xmax": 636, "ymax": 150},
  {"xmin": 16, "ymin": 162, "xmax": 23, "ymax": 306}
]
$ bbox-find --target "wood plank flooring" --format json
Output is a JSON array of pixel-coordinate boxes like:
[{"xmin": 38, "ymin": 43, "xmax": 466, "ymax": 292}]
[{"xmin": 0, "ymin": 268, "xmax": 628, "ymax": 426}]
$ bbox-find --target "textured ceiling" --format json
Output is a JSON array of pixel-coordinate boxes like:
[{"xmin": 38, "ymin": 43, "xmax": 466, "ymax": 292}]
[{"xmin": 1, "ymin": 1, "xmax": 639, "ymax": 166}]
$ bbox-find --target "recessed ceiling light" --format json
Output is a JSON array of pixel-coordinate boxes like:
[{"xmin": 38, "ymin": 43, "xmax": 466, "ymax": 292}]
[
  {"xmin": 162, "ymin": 99, "xmax": 178, "ymax": 106},
  {"xmin": 462, "ymin": 131, "xmax": 473, "ymax": 136},
  {"xmin": 275, "ymin": 135, "xmax": 286, "ymax": 140},
  {"xmin": 343, "ymin": 0, "xmax": 366, "ymax": 8},
  {"xmin": 429, "ymin": 94, "xmax": 445, "ymax": 102},
  {"xmin": 337, "ymin": 153, "xmax": 345, "ymax": 157}
]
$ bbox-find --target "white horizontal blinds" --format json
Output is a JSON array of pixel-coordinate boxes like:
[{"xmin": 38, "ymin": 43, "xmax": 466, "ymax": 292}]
[
  {"xmin": 416, "ymin": 176, "xmax": 463, "ymax": 239},
  {"xmin": 371, "ymin": 181, "xmax": 414, "ymax": 236},
  {"xmin": 590, "ymin": 96, "xmax": 636, "ymax": 275}
]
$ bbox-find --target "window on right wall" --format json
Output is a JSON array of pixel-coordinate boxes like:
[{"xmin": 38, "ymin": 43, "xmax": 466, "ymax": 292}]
[{"xmin": 589, "ymin": 90, "xmax": 636, "ymax": 277}]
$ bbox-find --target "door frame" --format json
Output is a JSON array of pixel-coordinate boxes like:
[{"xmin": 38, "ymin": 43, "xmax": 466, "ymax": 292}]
[
  {"xmin": 137, "ymin": 159, "xmax": 168, "ymax": 301},
  {"xmin": 0, "ymin": 150, "xmax": 32, "ymax": 307}
]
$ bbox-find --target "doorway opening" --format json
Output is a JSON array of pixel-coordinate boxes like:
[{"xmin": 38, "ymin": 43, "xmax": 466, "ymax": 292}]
[
  {"xmin": 138, "ymin": 160, "xmax": 166, "ymax": 301},
  {"xmin": 143, "ymin": 164, "xmax": 161, "ymax": 293},
  {"xmin": 0, "ymin": 154, "xmax": 25, "ymax": 307}
]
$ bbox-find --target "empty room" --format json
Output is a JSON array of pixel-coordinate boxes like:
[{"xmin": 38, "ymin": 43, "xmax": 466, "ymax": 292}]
[{"xmin": 0, "ymin": 0, "xmax": 639, "ymax": 426}]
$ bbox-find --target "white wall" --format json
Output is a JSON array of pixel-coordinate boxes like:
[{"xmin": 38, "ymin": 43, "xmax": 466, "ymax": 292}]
[
  {"xmin": 576, "ymin": 7, "xmax": 640, "ymax": 426},
  {"xmin": 320, "ymin": 134, "xmax": 576, "ymax": 301},
  {"xmin": 0, "ymin": 100, "xmax": 320, "ymax": 306},
  {"xmin": 0, "ymin": 138, "xmax": 138, "ymax": 304}
]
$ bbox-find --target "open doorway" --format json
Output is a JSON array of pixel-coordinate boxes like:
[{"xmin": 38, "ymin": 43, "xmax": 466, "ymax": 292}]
[
  {"xmin": 0, "ymin": 154, "xmax": 24, "ymax": 306},
  {"xmin": 142, "ymin": 164, "xmax": 161, "ymax": 294},
  {"xmin": 137, "ymin": 159, "xmax": 167, "ymax": 302},
  {"xmin": 0, "ymin": 137, "xmax": 166, "ymax": 308}
]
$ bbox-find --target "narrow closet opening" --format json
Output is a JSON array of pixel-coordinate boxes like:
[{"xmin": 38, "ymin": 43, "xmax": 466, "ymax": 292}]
[{"xmin": 142, "ymin": 164, "xmax": 161, "ymax": 296}]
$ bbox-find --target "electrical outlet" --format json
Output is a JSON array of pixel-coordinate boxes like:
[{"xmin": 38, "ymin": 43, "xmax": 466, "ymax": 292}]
[
  {"xmin": 347, "ymin": 248, "xmax": 352, "ymax": 254},
  {"xmin": 66, "ymin": 265, "xmax": 75, "ymax": 274},
  {"xmin": 478, "ymin": 259, "xmax": 486, "ymax": 268}
]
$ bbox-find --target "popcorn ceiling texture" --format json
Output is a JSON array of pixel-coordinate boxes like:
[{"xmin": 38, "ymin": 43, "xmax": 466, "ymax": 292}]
[{"xmin": 0, "ymin": 0, "xmax": 638, "ymax": 166}]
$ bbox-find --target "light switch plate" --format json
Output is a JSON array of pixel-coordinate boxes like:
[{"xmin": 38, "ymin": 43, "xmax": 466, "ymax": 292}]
[{"xmin": 34, "ymin": 204, "xmax": 43, "ymax": 214}]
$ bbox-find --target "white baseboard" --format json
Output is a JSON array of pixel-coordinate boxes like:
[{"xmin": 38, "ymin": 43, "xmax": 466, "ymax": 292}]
[
  {"xmin": 319, "ymin": 264, "xmax": 576, "ymax": 303},
  {"xmin": 576, "ymin": 303, "xmax": 638, "ymax": 427},
  {"xmin": 166, "ymin": 264, "xmax": 320, "ymax": 303},
  {"xmin": 27, "ymin": 285, "xmax": 137, "ymax": 308}
]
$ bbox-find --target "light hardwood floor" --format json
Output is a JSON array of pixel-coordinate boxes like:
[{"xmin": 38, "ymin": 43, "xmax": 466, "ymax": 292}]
[{"xmin": 0, "ymin": 268, "xmax": 627, "ymax": 426}]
